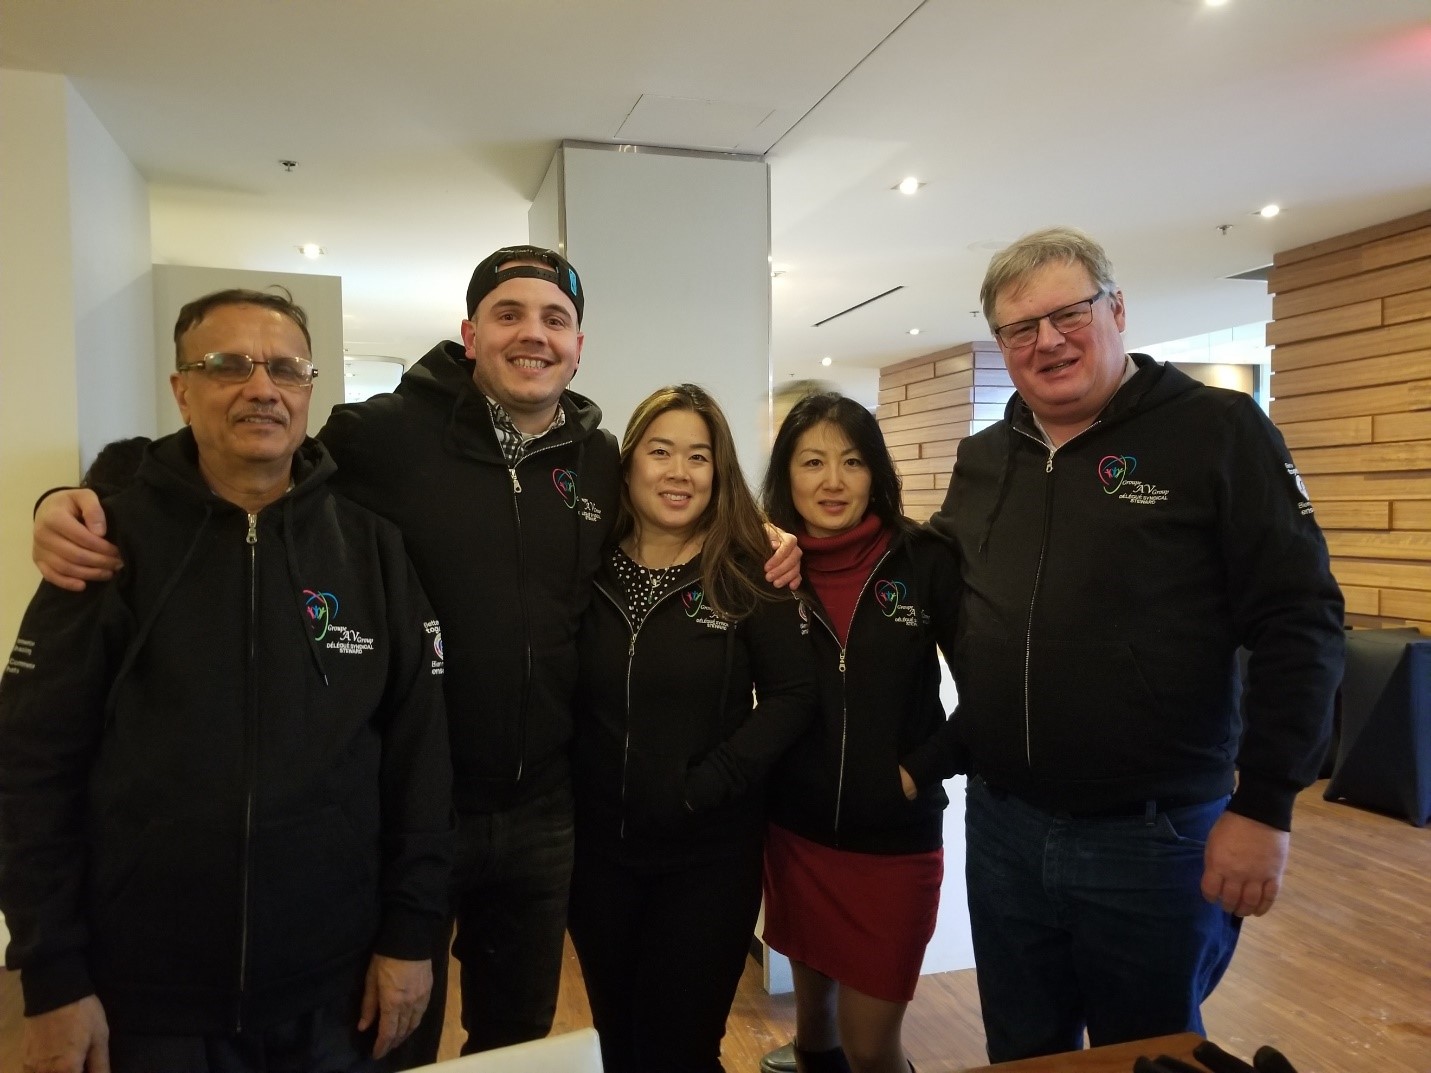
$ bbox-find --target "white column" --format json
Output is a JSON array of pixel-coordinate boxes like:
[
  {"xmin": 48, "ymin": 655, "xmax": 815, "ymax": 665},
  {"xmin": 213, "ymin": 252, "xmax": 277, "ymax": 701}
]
[{"xmin": 530, "ymin": 141, "xmax": 772, "ymax": 485}]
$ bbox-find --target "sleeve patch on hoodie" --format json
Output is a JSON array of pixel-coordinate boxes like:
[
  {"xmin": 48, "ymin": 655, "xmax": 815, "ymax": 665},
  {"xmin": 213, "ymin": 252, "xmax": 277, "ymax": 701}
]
[
  {"xmin": 5, "ymin": 636, "xmax": 36, "ymax": 676},
  {"xmin": 424, "ymin": 619, "xmax": 445, "ymax": 676}
]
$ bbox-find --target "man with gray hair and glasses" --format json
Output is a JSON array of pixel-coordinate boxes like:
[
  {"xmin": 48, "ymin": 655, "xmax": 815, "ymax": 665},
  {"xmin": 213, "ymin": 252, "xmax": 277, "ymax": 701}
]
[
  {"xmin": 927, "ymin": 227, "xmax": 1344, "ymax": 1060},
  {"xmin": 1, "ymin": 289, "xmax": 451, "ymax": 1073}
]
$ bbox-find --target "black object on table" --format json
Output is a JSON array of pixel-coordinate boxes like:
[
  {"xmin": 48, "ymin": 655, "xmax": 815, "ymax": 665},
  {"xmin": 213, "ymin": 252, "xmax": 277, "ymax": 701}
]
[{"xmin": 1324, "ymin": 627, "xmax": 1431, "ymax": 827}]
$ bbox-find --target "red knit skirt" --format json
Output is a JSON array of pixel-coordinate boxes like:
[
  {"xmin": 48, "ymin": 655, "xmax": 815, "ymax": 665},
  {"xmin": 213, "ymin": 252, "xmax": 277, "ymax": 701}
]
[{"xmin": 762, "ymin": 823, "xmax": 943, "ymax": 1003}]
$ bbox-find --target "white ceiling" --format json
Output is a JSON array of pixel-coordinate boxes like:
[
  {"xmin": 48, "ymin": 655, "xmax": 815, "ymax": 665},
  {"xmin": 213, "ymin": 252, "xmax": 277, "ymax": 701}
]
[{"xmin": 5, "ymin": 0, "xmax": 1431, "ymax": 400}]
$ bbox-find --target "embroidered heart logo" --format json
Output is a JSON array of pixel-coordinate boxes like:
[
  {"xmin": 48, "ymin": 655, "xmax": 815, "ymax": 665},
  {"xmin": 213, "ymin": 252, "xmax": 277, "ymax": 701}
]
[
  {"xmin": 551, "ymin": 468, "xmax": 577, "ymax": 508},
  {"xmin": 1098, "ymin": 454, "xmax": 1136, "ymax": 494},
  {"xmin": 874, "ymin": 580, "xmax": 906, "ymax": 617}
]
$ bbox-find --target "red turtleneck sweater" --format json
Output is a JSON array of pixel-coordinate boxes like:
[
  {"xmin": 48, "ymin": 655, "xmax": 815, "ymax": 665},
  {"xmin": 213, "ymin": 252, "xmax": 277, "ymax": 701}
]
[{"xmin": 797, "ymin": 512, "xmax": 891, "ymax": 646}]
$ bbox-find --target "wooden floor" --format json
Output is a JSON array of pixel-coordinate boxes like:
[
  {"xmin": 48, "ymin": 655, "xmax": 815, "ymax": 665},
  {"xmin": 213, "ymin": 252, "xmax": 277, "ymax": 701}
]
[{"xmin": 3, "ymin": 783, "xmax": 1428, "ymax": 1071}]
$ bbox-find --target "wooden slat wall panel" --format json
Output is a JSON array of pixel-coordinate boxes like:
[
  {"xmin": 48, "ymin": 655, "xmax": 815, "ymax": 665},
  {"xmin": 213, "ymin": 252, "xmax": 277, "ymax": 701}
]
[
  {"xmin": 876, "ymin": 342, "xmax": 999, "ymax": 522},
  {"xmin": 1268, "ymin": 322, "xmax": 1431, "ymax": 373},
  {"xmin": 1263, "ymin": 300, "xmax": 1381, "ymax": 346},
  {"xmin": 1384, "ymin": 286, "xmax": 1431, "ymax": 325},
  {"xmin": 1374, "ymin": 411, "xmax": 1431, "ymax": 443},
  {"xmin": 1274, "ymin": 205, "xmax": 1431, "ymax": 265},
  {"xmin": 1272, "ymin": 348, "xmax": 1431, "ymax": 397},
  {"xmin": 1271, "ymin": 259, "xmax": 1431, "ymax": 320},
  {"xmin": 1313, "ymin": 501, "xmax": 1389, "ymax": 530},
  {"xmin": 1271, "ymin": 208, "xmax": 1431, "ymax": 634},
  {"xmin": 1277, "ymin": 415, "xmax": 1375, "ymax": 450},
  {"xmin": 1392, "ymin": 501, "xmax": 1431, "ymax": 529}
]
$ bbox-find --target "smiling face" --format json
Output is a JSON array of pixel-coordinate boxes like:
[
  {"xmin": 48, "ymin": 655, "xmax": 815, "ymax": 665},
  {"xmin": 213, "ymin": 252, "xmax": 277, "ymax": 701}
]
[
  {"xmin": 991, "ymin": 259, "xmax": 1128, "ymax": 441},
  {"xmin": 170, "ymin": 303, "xmax": 311, "ymax": 483},
  {"xmin": 624, "ymin": 408, "xmax": 715, "ymax": 542},
  {"xmin": 460, "ymin": 261, "xmax": 584, "ymax": 432},
  {"xmin": 789, "ymin": 420, "xmax": 872, "ymax": 538}
]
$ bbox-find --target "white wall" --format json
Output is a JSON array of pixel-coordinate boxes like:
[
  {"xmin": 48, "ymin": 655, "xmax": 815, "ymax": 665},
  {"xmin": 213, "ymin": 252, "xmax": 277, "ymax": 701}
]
[
  {"xmin": 66, "ymin": 83, "xmax": 157, "ymax": 469},
  {"xmin": 151, "ymin": 265, "xmax": 344, "ymax": 436}
]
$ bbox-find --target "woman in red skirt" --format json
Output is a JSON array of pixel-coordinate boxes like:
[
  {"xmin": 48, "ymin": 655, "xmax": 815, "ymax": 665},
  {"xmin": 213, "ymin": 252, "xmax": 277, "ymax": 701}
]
[{"xmin": 760, "ymin": 393, "xmax": 964, "ymax": 1073}]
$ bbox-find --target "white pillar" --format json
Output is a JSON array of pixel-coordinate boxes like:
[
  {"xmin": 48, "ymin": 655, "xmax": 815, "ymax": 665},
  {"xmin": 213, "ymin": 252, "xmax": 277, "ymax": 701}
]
[{"xmin": 530, "ymin": 141, "xmax": 772, "ymax": 485}]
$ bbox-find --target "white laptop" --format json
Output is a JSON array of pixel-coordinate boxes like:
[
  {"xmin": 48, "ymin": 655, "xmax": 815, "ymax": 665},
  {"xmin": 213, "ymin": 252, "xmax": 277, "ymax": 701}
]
[{"xmin": 404, "ymin": 1028, "xmax": 603, "ymax": 1072}]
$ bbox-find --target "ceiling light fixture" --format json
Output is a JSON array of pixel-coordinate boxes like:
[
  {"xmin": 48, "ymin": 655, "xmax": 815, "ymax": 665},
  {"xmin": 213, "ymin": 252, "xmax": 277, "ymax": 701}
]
[
  {"xmin": 896, "ymin": 176, "xmax": 923, "ymax": 195},
  {"xmin": 820, "ymin": 356, "xmax": 833, "ymax": 367},
  {"xmin": 299, "ymin": 243, "xmax": 325, "ymax": 258},
  {"xmin": 1204, "ymin": 0, "xmax": 1230, "ymax": 7},
  {"xmin": 907, "ymin": 328, "xmax": 921, "ymax": 336},
  {"xmin": 1258, "ymin": 204, "xmax": 1281, "ymax": 218}
]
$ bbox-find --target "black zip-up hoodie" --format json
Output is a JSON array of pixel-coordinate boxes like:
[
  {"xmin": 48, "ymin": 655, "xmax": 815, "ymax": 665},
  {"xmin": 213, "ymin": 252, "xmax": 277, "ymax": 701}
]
[
  {"xmin": 930, "ymin": 356, "xmax": 1344, "ymax": 830},
  {"xmin": 320, "ymin": 342, "xmax": 620, "ymax": 812},
  {"xmin": 769, "ymin": 526, "xmax": 962, "ymax": 854},
  {"xmin": 0, "ymin": 430, "xmax": 452, "ymax": 1032},
  {"xmin": 573, "ymin": 554, "xmax": 817, "ymax": 856}
]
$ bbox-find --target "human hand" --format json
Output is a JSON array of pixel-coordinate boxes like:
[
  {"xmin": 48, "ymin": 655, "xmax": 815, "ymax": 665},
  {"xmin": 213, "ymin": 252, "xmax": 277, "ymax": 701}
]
[
  {"xmin": 33, "ymin": 488, "xmax": 120, "ymax": 592},
  {"xmin": 1201, "ymin": 810, "xmax": 1289, "ymax": 917},
  {"xmin": 22, "ymin": 995, "xmax": 110, "ymax": 1073},
  {"xmin": 763, "ymin": 523, "xmax": 802, "ymax": 590},
  {"xmin": 899, "ymin": 765, "xmax": 917, "ymax": 801},
  {"xmin": 358, "ymin": 953, "xmax": 432, "ymax": 1059}
]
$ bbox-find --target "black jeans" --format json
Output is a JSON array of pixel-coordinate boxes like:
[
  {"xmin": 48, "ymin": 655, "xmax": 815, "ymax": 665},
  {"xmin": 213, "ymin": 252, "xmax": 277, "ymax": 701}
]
[
  {"xmin": 567, "ymin": 833, "xmax": 765, "ymax": 1073},
  {"xmin": 108, "ymin": 987, "xmax": 382, "ymax": 1073},
  {"xmin": 392, "ymin": 782, "xmax": 575, "ymax": 1066}
]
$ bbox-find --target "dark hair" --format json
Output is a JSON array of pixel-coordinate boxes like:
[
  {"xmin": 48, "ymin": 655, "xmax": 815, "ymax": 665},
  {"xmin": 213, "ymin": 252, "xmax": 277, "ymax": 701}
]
[
  {"xmin": 81, "ymin": 436, "xmax": 152, "ymax": 499},
  {"xmin": 172, "ymin": 288, "xmax": 312, "ymax": 366},
  {"xmin": 617, "ymin": 384, "xmax": 777, "ymax": 621},
  {"xmin": 763, "ymin": 392, "xmax": 908, "ymax": 534}
]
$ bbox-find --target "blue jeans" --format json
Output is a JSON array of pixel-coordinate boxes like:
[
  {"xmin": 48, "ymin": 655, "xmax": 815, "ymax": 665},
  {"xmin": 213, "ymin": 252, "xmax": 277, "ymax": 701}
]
[{"xmin": 965, "ymin": 777, "xmax": 1241, "ymax": 1062}]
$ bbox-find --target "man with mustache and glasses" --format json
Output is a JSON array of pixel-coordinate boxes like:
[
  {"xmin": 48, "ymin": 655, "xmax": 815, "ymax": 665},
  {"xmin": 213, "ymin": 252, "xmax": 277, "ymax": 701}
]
[
  {"xmin": 2, "ymin": 290, "xmax": 451, "ymax": 1073},
  {"xmin": 926, "ymin": 227, "xmax": 1344, "ymax": 1062},
  {"xmin": 30, "ymin": 249, "xmax": 801, "ymax": 1065}
]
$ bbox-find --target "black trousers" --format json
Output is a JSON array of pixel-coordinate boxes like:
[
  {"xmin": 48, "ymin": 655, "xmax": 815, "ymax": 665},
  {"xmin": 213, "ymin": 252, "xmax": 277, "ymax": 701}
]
[
  {"xmin": 391, "ymin": 783, "xmax": 575, "ymax": 1066},
  {"xmin": 108, "ymin": 988, "xmax": 381, "ymax": 1073},
  {"xmin": 567, "ymin": 832, "xmax": 765, "ymax": 1073}
]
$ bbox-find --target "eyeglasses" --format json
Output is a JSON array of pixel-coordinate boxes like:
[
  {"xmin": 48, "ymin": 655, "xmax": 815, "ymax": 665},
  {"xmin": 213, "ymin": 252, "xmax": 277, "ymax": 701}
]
[
  {"xmin": 176, "ymin": 352, "xmax": 318, "ymax": 387},
  {"xmin": 992, "ymin": 291, "xmax": 1108, "ymax": 350}
]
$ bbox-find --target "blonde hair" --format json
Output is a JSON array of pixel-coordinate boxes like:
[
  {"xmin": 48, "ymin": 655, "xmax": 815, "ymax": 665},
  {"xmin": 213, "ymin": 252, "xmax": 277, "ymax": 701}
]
[{"xmin": 980, "ymin": 226, "xmax": 1117, "ymax": 325}]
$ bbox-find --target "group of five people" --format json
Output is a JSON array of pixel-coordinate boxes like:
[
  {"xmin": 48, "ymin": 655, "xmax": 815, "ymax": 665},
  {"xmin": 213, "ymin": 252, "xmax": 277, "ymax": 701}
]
[{"xmin": 1, "ymin": 227, "xmax": 1343, "ymax": 1073}]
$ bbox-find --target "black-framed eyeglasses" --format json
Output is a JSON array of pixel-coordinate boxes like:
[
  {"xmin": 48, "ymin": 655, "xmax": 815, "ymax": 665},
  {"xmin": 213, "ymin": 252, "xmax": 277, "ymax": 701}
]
[
  {"xmin": 176, "ymin": 352, "xmax": 318, "ymax": 387},
  {"xmin": 992, "ymin": 291, "xmax": 1108, "ymax": 349}
]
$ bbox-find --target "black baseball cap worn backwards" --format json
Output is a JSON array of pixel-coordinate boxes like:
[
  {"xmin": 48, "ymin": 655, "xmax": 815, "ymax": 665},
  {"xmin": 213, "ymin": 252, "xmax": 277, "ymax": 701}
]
[{"xmin": 466, "ymin": 245, "xmax": 584, "ymax": 324}]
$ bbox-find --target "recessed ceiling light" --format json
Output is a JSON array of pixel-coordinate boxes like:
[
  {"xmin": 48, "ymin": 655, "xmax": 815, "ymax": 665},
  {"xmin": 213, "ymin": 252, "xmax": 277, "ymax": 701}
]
[
  {"xmin": 908, "ymin": 328, "xmax": 921, "ymax": 336},
  {"xmin": 1204, "ymin": 0, "xmax": 1230, "ymax": 7},
  {"xmin": 1258, "ymin": 204, "xmax": 1281, "ymax": 218},
  {"xmin": 896, "ymin": 176, "xmax": 923, "ymax": 196},
  {"xmin": 820, "ymin": 356, "xmax": 833, "ymax": 367},
  {"xmin": 298, "ymin": 243, "xmax": 325, "ymax": 258}
]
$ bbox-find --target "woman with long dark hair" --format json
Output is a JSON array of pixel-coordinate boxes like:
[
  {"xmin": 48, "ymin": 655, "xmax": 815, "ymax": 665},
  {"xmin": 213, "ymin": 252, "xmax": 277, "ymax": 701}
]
[
  {"xmin": 760, "ymin": 392, "xmax": 962, "ymax": 1073},
  {"xmin": 568, "ymin": 384, "xmax": 816, "ymax": 1073}
]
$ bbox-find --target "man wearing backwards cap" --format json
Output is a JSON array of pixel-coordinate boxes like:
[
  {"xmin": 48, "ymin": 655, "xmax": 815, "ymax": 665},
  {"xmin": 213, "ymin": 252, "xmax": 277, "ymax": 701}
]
[{"xmin": 32, "ymin": 245, "xmax": 800, "ymax": 1064}]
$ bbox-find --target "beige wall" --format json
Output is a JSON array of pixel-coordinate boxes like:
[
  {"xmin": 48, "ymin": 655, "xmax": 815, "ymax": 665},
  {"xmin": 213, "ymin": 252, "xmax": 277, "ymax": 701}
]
[
  {"xmin": 0, "ymin": 70, "xmax": 83, "ymax": 650},
  {"xmin": 1268, "ymin": 207, "xmax": 1431, "ymax": 635}
]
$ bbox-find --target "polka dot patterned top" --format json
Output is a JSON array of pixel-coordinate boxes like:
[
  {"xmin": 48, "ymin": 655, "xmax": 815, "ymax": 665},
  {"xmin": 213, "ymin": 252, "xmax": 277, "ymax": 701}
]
[{"xmin": 612, "ymin": 546, "xmax": 689, "ymax": 629}]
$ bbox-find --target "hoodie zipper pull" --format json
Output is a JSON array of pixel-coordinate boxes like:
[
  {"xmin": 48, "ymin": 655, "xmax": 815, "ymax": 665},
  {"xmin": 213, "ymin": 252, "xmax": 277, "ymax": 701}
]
[
  {"xmin": 509, "ymin": 467, "xmax": 522, "ymax": 494},
  {"xmin": 1045, "ymin": 454, "xmax": 1054, "ymax": 474},
  {"xmin": 246, "ymin": 513, "xmax": 258, "ymax": 545}
]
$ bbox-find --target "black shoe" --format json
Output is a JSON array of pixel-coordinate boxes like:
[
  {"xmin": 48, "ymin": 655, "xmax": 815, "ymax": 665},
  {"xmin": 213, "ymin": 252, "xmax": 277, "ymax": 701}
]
[
  {"xmin": 760, "ymin": 1042, "xmax": 797, "ymax": 1073},
  {"xmin": 762, "ymin": 1041, "xmax": 854, "ymax": 1073}
]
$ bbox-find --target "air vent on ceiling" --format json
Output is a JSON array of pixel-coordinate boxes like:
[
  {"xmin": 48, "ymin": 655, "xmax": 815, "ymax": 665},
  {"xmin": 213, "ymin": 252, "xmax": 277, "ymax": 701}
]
[
  {"xmin": 813, "ymin": 286, "xmax": 904, "ymax": 327},
  {"xmin": 1226, "ymin": 264, "xmax": 1273, "ymax": 282}
]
